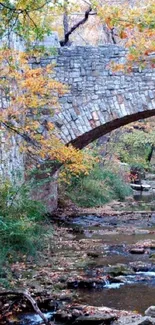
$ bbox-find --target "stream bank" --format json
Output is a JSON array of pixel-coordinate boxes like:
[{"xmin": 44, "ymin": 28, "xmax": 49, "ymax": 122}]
[{"xmin": 1, "ymin": 210, "xmax": 155, "ymax": 325}]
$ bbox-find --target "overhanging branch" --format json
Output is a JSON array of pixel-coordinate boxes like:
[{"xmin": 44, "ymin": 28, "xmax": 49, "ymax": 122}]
[
  {"xmin": 2, "ymin": 121, "xmax": 38, "ymax": 147},
  {"xmin": 60, "ymin": 6, "xmax": 93, "ymax": 46}
]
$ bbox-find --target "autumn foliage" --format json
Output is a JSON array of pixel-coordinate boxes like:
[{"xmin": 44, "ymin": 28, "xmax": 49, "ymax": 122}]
[
  {"xmin": 1, "ymin": 0, "xmax": 155, "ymax": 180},
  {"xmin": 96, "ymin": 0, "xmax": 155, "ymax": 67},
  {"xmin": 0, "ymin": 47, "xmax": 94, "ymax": 180}
]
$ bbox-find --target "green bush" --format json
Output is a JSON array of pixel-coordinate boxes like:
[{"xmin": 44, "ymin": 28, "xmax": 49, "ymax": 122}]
[
  {"xmin": 115, "ymin": 129, "xmax": 155, "ymax": 169},
  {"xmin": 64, "ymin": 165, "xmax": 132, "ymax": 208},
  {"xmin": 0, "ymin": 180, "xmax": 46, "ymax": 266}
]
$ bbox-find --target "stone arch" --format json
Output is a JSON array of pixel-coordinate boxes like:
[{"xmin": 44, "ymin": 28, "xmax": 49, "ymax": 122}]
[
  {"xmin": 70, "ymin": 109, "xmax": 155, "ymax": 149},
  {"xmin": 42, "ymin": 45, "xmax": 155, "ymax": 149}
]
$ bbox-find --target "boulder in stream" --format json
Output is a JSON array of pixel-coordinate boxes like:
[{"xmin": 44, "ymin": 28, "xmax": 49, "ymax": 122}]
[
  {"xmin": 74, "ymin": 313, "xmax": 117, "ymax": 324},
  {"xmin": 145, "ymin": 306, "xmax": 155, "ymax": 318},
  {"xmin": 106, "ymin": 264, "xmax": 135, "ymax": 276},
  {"xmin": 113, "ymin": 316, "xmax": 155, "ymax": 325},
  {"xmin": 129, "ymin": 247, "xmax": 145, "ymax": 254}
]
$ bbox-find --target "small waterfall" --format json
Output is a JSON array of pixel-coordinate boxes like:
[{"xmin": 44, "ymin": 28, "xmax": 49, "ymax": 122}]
[
  {"xmin": 104, "ymin": 277, "xmax": 124, "ymax": 289},
  {"xmin": 105, "ymin": 278, "xmax": 110, "ymax": 286},
  {"xmin": 136, "ymin": 271, "xmax": 155, "ymax": 277}
]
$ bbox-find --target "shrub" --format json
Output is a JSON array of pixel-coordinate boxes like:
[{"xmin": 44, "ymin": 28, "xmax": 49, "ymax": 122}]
[
  {"xmin": 63, "ymin": 164, "xmax": 132, "ymax": 207},
  {"xmin": 0, "ymin": 179, "xmax": 47, "ymax": 270}
]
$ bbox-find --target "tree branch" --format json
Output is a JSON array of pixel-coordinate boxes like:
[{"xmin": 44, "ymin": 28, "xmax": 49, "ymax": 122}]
[
  {"xmin": 25, "ymin": 10, "xmax": 39, "ymax": 29},
  {"xmin": 0, "ymin": 0, "xmax": 51, "ymax": 13},
  {"xmin": 0, "ymin": 2, "xmax": 20, "ymax": 12},
  {"xmin": 0, "ymin": 290, "xmax": 53, "ymax": 324},
  {"xmin": 60, "ymin": 6, "xmax": 92, "ymax": 46},
  {"xmin": 2, "ymin": 121, "xmax": 38, "ymax": 147},
  {"xmin": 63, "ymin": 3, "xmax": 69, "ymax": 38}
]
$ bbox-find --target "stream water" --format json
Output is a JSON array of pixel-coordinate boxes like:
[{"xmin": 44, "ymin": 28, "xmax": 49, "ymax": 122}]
[
  {"xmin": 18, "ymin": 312, "xmax": 55, "ymax": 325},
  {"xmin": 18, "ymin": 212, "xmax": 155, "ymax": 324},
  {"xmin": 67, "ymin": 215, "xmax": 155, "ymax": 314}
]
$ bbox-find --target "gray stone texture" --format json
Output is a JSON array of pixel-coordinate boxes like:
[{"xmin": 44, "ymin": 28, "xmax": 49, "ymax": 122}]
[
  {"xmin": 1, "ymin": 44, "xmax": 155, "ymax": 210},
  {"xmin": 38, "ymin": 45, "xmax": 155, "ymax": 148},
  {"xmin": 0, "ymin": 131, "xmax": 24, "ymax": 182}
]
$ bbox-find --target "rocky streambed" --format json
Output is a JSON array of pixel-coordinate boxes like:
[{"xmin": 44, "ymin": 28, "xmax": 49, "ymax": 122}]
[{"xmin": 3, "ymin": 212, "xmax": 155, "ymax": 325}]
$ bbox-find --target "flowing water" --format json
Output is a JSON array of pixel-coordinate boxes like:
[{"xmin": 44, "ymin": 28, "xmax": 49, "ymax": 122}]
[
  {"xmin": 19, "ymin": 213, "xmax": 155, "ymax": 324},
  {"xmin": 18, "ymin": 312, "xmax": 55, "ymax": 325},
  {"xmin": 67, "ymin": 214, "xmax": 155, "ymax": 314}
]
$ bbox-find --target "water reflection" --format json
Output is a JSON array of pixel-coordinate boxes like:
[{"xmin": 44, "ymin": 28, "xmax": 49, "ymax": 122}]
[{"xmin": 77, "ymin": 284, "xmax": 155, "ymax": 314}]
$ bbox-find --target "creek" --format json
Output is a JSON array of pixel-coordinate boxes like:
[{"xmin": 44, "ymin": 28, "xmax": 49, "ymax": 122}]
[
  {"xmin": 67, "ymin": 215, "xmax": 155, "ymax": 314},
  {"xmin": 19, "ymin": 212, "xmax": 155, "ymax": 324}
]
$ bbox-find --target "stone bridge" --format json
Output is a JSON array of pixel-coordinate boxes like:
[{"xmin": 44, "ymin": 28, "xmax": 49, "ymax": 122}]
[
  {"xmin": 1, "ymin": 44, "xmax": 155, "ymax": 211},
  {"xmin": 37, "ymin": 45, "xmax": 155, "ymax": 149}
]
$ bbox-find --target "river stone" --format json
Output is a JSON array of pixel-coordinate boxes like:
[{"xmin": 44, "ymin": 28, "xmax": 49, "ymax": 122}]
[
  {"xmin": 131, "ymin": 262, "xmax": 151, "ymax": 272},
  {"xmin": 138, "ymin": 318, "xmax": 155, "ymax": 324},
  {"xmin": 67, "ymin": 279, "xmax": 104, "ymax": 289},
  {"xmin": 74, "ymin": 313, "xmax": 117, "ymax": 324},
  {"xmin": 149, "ymin": 254, "xmax": 155, "ymax": 260},
  {"xmin": 130, "ymin": 183, "xmax": 151, "ymax": 191},
  {"xmin": 150, "ymin": 214, "xmax": 155, "ymax": 224},
  {"xmin": 129, "ymin": 247, "xmax": 145, "ymax": 254},
  {"xmin": 87, "ymin": 251, "xmax": 100, "ymax": 258},
  {"xmin": 106, "ymin": 264, "xmax": 134, "ymax": 276},
  {"xmin": 145, "ymin": 306, "xmax": 155, "ymax": 318},
  {"xmin": 113, "ymin": 316, "xmax": 155, "ymax": 325},
  {"xmin": 114, "ymin": 275, "xmax": 128, "ymax": 283}
]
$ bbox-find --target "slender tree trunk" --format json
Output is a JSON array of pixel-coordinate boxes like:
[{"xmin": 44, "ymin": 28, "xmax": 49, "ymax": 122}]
[
  {"xmin": 63, "ymin": 3, "xmax": 69, "ymax": 38},
  {"xmin": 60, "ymin": 5, "xmax": 92, "ymax": 46},
  {"xmin": 147, "ymin": 145, "xmax": 154, "ymax": 163}
]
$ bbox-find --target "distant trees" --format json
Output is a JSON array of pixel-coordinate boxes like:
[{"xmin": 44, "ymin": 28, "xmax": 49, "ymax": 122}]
[{"xmin": 0, "ymin": 1, "xmax": 155, "ymax": 58}]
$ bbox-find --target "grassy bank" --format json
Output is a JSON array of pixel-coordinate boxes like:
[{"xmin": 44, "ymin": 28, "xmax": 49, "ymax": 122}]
[
  {"xmin": 62, "ymin": 164, "xmax": 132, "ymax": 208},
  {"xmin": 0, "ymin": 180, "xmax": 49, "ymax": 287}
]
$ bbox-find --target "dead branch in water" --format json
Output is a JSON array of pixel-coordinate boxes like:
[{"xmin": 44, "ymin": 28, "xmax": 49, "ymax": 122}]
[{"xmin": 0, "ymin": 290, "xmax": 54, "ymax": 324}]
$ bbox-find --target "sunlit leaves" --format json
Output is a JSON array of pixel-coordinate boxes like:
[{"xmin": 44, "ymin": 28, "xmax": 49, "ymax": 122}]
[
  {"xmin": 0, "ymin": 46, "xmax": 94, "ymax": 180},
  {"xmin": 97, "ymin": 0, "xmax": 155, "ymax": 65}
]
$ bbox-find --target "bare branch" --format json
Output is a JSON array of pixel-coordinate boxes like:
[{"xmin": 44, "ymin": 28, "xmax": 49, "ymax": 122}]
[
  {"xmin": 0, "ymin": 0, "xmax": 51, "ymax": 13},
  {"xmin": 63, "ymin": 2, "xmax": 69, "ymax": 38},
  {"xmin": 0, "ymin": 2, "xmax": 21, "ymax": 12},
  {"xmin": 60, "ymin": 6, "xmax": 92, "ymax": 46},
  {"xmin": 0, "ymin": 290, "xmax": 53, "ymax": 325},
  {"xmin": 25, "ymin": 10, "xmax": 39, "ymax": 29},
  {"xmin": 2, "ymin": 121, "xmax": 38, "ymax": 147}
]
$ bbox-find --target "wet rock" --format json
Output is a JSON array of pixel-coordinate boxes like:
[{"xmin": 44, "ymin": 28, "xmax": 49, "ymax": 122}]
[
  {"xmin": 72, "ymin": 309, "xmax": 84, "ymax": 318},
  {"xmin": 145, "ymin": 306, "xmax": 155, "ymax": 318},
  {"xmin": 130, "ymin": 184, "xmax": 151, "ymax": 191},
  {"xmin": 67, "ymin": 279, "xmax": 104, "ymax": 289},
  {"xmin": 129, "ymin": 248, "xmax": 145, "ymax": 254},
  {"xmin": 54, "ymin": 282, "xmax": 67, "ymax": 290},
  {"xmin": 133, "ymin": 230, "xmax": 150, "ymax": 235},
  {"xmin": 150, "ymin": 214, "xmax": 155, "ymax": 224},
  {"xmin": 74, "ymin": 313, "xmax": 117, "ymax": 324},
  {"xmin": 54, "ymin": 310, "xmax": 73, "ymax": 322},
  {"xmin": 107, "ymin": 275, "xmax": 125, "ymax": 284},
  {"xmin": 109, "ymin": 219, "xmax": 118, "ymax": 226},
  {"xmin": 113, "ymin": 316, "xmax": 155, "ymax": 325},
  {"xmin": 134, "ymin": 240, "xmax": 155, "ymax": 249},
  {"xmin": 136, "ymin": 317, "xmax": 155, "ymax": 324},
  {"xmin": 87, "ymin": 251, "xmax": 100, "ymax": 258},
  {"xmin": 114, "ymin": 275, "xmax": 128, "ymax": 283},
  {"xmin": 131, "ymin": 263, "xmax": 151, "ymax": 273},
  {"xmin": 149, "ymin": 254, "xmax": 155, "ymax": 260},
  {"xmin": 106, "ymin": 264, "xmax": 135, "ymax": 276}
]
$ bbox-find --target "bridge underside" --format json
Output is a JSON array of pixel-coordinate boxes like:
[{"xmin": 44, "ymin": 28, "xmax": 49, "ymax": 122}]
[{"xmin": 70, "ymin": 109, "xmax": 155, "ymax": 149}]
